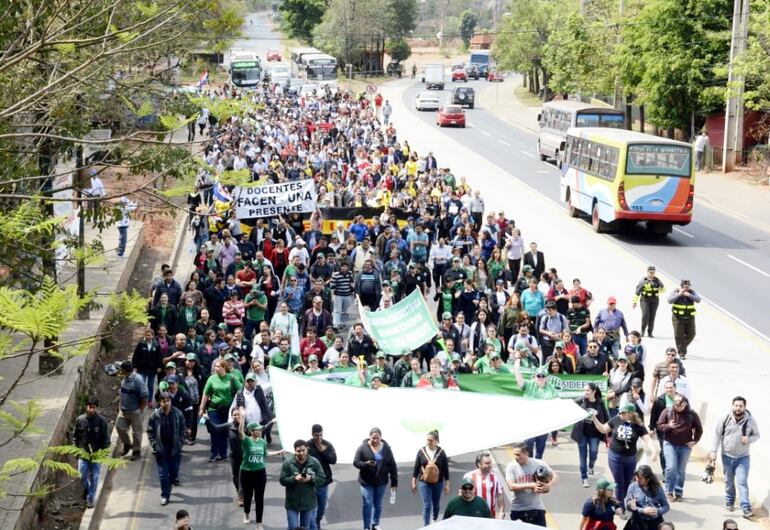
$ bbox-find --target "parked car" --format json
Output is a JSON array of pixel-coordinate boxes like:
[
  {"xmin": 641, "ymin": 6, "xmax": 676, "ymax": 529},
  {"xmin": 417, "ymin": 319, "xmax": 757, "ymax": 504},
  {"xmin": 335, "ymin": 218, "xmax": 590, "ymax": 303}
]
[
  {"xmin": 266, "ymin": 50, "xmax": 282, "ymax": 61},
  {"xmin": 465, "ymin": 64, "xmax": 480, "ymax": 80},
  {"xmin": 436, "ymin": 105, "xmax": 466, "ymax": 128},
  {"xmin": 415, "ymin": 91, "xmax": 441, "ymax": 111},
  {"xmin": 451, "ymin": 65, "xmax": 468, "ymax": 82},
  {"xmin": 487, "ymin": 69, "xmax": 504, "ymax": 82},
  {"xmin": 451, "ymin": 86, "xmax": 475, "ymax": 109}
]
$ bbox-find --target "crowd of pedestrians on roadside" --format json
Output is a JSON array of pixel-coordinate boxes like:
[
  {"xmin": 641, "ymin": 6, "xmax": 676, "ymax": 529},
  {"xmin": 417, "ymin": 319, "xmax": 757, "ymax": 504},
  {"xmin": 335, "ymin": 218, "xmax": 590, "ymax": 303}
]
[{"xmin": 70, "ymin": 77, "xmax": 760, "ymax": 530}]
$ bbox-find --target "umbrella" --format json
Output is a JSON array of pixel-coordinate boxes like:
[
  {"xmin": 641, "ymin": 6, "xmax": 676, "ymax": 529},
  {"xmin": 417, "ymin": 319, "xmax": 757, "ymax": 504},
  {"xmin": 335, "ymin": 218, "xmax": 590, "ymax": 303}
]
[{"xmin": 419, "ymin": 516, "xmax": 544, "ymax": 530}]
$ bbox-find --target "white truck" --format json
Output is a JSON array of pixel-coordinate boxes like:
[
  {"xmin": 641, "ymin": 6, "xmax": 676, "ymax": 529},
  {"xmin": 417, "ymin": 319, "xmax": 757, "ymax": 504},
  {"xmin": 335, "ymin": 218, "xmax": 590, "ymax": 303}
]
[{"xmin": 423, "ymin": 64, "xmax": 446, "ymax": 90}]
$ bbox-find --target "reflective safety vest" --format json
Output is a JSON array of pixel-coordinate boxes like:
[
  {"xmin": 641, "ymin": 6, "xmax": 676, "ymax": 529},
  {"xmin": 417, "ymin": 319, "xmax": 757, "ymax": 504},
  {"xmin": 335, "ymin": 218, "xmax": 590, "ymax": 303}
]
[
  {"xmin": 671, "ymin": 295, "xmax": 696, "ymax": 318},
  {"xmin": 633, "ymin": 277, "xmax": 664, "ymax": 304}
]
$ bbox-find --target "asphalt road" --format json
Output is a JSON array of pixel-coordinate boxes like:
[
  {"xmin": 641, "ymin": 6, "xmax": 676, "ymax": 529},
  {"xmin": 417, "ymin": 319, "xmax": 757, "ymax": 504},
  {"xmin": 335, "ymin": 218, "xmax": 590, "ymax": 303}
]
[{"xmin": 401, "ymin": 80, "xmax": 770, "ymax": 340}]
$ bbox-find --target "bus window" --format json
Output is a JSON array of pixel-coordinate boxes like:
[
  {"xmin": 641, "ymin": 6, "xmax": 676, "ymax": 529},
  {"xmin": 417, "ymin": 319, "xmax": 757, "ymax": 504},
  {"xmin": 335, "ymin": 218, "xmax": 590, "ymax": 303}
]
[
  {"xmin": 626, "ymin": 144, "xmax": 691, "ymax": 177},
  {"xmin": 600, "ymin": 113, "xmax": 625, "ymax": 128},
  {"xmin": 576, "ymin": 113, "xmax": 600, "ymax": 127}
]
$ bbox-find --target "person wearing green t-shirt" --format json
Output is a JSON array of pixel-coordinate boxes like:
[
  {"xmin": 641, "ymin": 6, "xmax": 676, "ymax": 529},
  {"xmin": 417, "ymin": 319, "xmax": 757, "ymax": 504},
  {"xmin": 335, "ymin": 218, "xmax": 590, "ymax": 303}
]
[
  {"xmin": 269, "ymin": 338, "xmax": 291, "ymax": 370},
  {"xmin": 243, "ymin": 288, "xmax": 267, "ymax": 342},
  {"xmin": 199, "ymin": 359, "xmax": 242, "ymax": 461},
  {"xmin": 514, "ymin": 359, "xmax": 558, "ymax": 459},
  {"xmin": 482, "ymin": 352, "xmax": 512, "ymax": 374},
  {"xmin": 238, "ymin": 420, "xmax": 283, "ymax": 526},
  {"xmin": 443, "ymin": 478, "xmax": 491, "ymax": 519}
]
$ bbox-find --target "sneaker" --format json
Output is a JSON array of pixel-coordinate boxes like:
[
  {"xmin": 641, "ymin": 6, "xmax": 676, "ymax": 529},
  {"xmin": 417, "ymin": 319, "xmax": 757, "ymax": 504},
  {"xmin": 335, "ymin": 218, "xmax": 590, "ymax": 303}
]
[
  {"xmin": 208, "ymin": 456, "xmax": 217, "ymax": 463},
  {"xmin": 236, "ymin": 495, "xmax": 243, "ymax": 506},
  {"xmin": 588, "ymin": 468, "xmax": 595, "ymax": 476},
  {"xmin": 160, "ymin": 497, "xmax": 169, "ymax": 506},
  {"xmin": 214, "ymin": 456, "xmax": 223, "ymax": 462},
  {"xmin": 582, "ymin": 479, "xmax": 589, "ymax": 488},
  {"xmin": 82, "ymin": 488, "xmax": 88, "ymax": 501},
  {"xmin": 172, "ymin": 479, "xmax": 180, "ymax": 486},
  {"xmin": 648, "ymin": 333, "xmax": 654, "ymax": 338},
  {"xmin": 726, "ymin": 503, "xmax": 734, "ymax": 512},
  {"xmin": 667, "ymin": 493, "xmax": 675, "ymax": 502},
  {"xmin": 86, "ymin": 499, "xmax": 95, "ymax": 509},
  {"xmin": 120, "ymin": 445, "xmax": 131, "ymax": 457},
  {"xmin": 675, "ymin": 494, "xmax": 683, "ymax": 501},
  {"xmin": 243, "ymin": 514, "xmax": 250, "ymax": 524},
  {"xmin": 255, "ymin": 524, "xmax": 264, "ymax": 530},
  {"xmin": 130, "ymin": 450, "xmax": 141, "ymax": 461},
  {"xmin": 743, "ymin": 508, "xmax": 753, "ymax": 518}
]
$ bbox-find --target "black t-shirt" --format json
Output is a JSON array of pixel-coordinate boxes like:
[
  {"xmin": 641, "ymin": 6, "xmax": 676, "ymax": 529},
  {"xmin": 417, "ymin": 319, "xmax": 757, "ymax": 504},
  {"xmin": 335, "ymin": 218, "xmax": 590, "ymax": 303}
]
[{"xmin": 608, "ymin": 416, "xmax": 647, "ymax": 457}]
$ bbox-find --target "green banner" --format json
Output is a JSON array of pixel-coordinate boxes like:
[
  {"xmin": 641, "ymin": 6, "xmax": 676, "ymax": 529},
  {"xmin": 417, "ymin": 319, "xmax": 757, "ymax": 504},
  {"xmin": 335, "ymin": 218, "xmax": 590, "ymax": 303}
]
[
  {"xmin": 457, "ymin": 373, "xmax": 608, "ymax": 400},
  {"xmin": 359, "ymin": 289, "xmax": 439, "ymax": 354}
]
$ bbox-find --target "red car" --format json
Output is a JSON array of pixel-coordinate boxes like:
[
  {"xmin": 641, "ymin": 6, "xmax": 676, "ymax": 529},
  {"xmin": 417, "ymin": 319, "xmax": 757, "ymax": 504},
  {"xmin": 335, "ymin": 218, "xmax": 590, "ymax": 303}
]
[
  {"xmin": 451, "ymin": 66, "xmax": 468, "ymax": 82},
  {"xmin": 266, "ymin": 50, "xmax": 282, "ymax": 61},
  {"xmin": 487, "ymin": 69, "xmax": 504, "ymax": 82},
  {"xmin": 436, "ymin": 105, "xmax": 466, "ymax": 128}
]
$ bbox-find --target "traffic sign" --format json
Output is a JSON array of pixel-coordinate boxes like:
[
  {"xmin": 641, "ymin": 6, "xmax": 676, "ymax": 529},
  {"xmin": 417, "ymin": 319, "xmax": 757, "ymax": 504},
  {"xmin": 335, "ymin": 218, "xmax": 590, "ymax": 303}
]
[{"xmin": 366, "ymin": 83, "xmax": 377, "ymax": 94}]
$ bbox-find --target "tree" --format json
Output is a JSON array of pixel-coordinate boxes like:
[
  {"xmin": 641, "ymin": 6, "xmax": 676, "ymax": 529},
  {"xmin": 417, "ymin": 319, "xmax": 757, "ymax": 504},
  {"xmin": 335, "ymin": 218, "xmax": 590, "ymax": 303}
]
[
  {"xmin": 280, "ymin": 0, "xmax": 329, "ymax": 42},
  {"xmin": 459, "ymin": 10, "xmax": 479, "ymax": 47},
  {"xmin": 387, "ymin": 0, "xmax": 419, "ymax": 38},
  {"xmin": 387, "ymin": 38, "xmax": 412, "ymax": 63},
  {"xmin": 738, "ymin": 0, "xmax": 770, "ymax": 111},
  {"xmin": 614, "ymin": 0, "xmax": 731, "ymax": 133}
]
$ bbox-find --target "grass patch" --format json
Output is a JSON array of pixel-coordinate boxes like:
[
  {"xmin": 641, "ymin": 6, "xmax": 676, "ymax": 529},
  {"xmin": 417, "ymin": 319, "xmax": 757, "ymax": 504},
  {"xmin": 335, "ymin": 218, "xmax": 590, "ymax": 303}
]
[{"xmin": 514, "ymin": 85, "xmax": 542, "ymax": 107}]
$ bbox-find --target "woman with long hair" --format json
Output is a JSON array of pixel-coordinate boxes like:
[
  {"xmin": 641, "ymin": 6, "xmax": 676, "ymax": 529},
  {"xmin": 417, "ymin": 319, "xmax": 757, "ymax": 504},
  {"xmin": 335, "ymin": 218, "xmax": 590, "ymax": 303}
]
[
  {"xmin": 625, "ymin": 465, "xmax": 670, "ymax": 529},
  {"xmin": 411, "ymin": 430, "xmax": 450, "ymax": 526},
  {"xmin": 579, "ymin": 477, "xmax": 623, "ymax": 530},
  {"xmin": 591, "ymin": 404, "xmax": 658, "ymax": 508},
  {"xmin": 572, "ymin": 383, "xmax": 610, "ymax": 488},
  {"xmin": 353, "ymin": 428, "xmax": 398, "ymax": 530},
  {"xmin": 260, "ymin": 265, "xmax": 280, "ymax": 321},
  {"xmin": 469, "ymin": 309, "xmax": 490, "ymax": 356}
]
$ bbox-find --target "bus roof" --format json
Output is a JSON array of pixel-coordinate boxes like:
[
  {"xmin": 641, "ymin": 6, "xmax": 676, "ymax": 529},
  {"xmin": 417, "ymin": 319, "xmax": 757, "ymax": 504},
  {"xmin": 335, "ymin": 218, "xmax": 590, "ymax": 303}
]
[
  {"xmin": 566, "ymin": 127, "xmax": 692, "ymax": 148},
  {"xmin": 541, "ymin": 100, "xmax": 618, "ymax": 112}
]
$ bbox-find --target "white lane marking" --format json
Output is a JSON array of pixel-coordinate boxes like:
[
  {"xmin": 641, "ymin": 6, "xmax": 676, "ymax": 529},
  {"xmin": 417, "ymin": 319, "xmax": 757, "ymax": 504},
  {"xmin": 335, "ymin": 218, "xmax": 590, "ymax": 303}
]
[
  {"xmin": 536, "ymin": 170, "xmax": 550, "ymax": 174},
  {"xmin": 727, "ymin": 254, "xmax": 770, "ymax": 278},
  {"xmin": 466, "ymin": 122, "xmax": 475, "ymax": 128},
  {"xmin": 480, "ymin": 130, "xmax": 491, "ymax": 137},
  {"xmin": 499, "ymin": 140, "xmax": 510, "ymax": 146},
  {"xmin": 521, "ymin": 150, "xmax": 535, "ymax": 158},
  {"xmin": 673, "ymin": 227, "xmax": 694, "ymax": 238}
]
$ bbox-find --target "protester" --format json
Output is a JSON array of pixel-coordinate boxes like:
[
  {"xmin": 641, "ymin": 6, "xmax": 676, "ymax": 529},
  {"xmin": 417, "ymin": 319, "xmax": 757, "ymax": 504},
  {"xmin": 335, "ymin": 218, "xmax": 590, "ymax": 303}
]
[
  {"xmin": 579, "ymin": 477, "xmax": 623, "ymax": 530},
  {"xmin": 73, "ymin": 396, "xmax": 110, "ymax": 509},
  {"xmin": 307, "ymin": 424, "xmax": 337, "ymax": 530},
  {"xmin": 411, "ymin": 430, "xmax": 450, "ymax": 526},
  {"xmin": 116, "ymin": 360, "xmax": 148, "ymax": 461},
  {"xmin": 279, "ymin": 439, "xmax": 326, "ymax": 530},
  {"xmin": 353, "ymin": 428, "xmax": 398, "ymax": 530},
  {"xmin": 237, "ymin": 420, "xmax": 283, "ymax": 528},
  {"xmin": 462, "ymin": 451, "xmax": 505, "ymax": 519},
  {"xmin": 442, "ymin": 478, "xmax": 491, "ymax": 519},
  {"xmin": 572, "ymin": 383, "xmax": 610, "ymax": 488},
  {"xmin": 147, "ymin": 392, "xmax": 187, "ymax": 506},
  {"xmin": 655, "ymin": 394, "xmax": 703, "ymax": 501},
  {"xmin": 624, "ymin": 465, "xmax": 670, "ymax": 529},
  {"xmin": 505, "ymin": 442, "xmax": 557, "ymax": 526}
]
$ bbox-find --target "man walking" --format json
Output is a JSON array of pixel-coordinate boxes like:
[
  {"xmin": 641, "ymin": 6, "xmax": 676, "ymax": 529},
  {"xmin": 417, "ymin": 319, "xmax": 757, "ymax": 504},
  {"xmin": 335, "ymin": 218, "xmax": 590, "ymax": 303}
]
[
  {"xmin": 279, "ymin": 439, "xmax": 326, "ymax": 530},
  {"xmin": 463, "ymin": 451, "xmax": 505, "ymax": 519},
  {"xmin": 632, "ymin": 265, "xmax": 664, "ymax": 338},
  {"xmin": 330, "ymin": 261, "xmax": 355, "ymax": 330},
  {"xmin": 655, "ymin": 394, "xmax": 703, "ymax": 501},
  {"xmin": 116, "ymin": 360, "xmax": 148, "ymax": 461},
  {"xmin": 442, "ymin": 478, "xmax": 491, "ymax": 519},
  {"xmin": 694, "ymin": 130, "xmax": 709, "ymax": 171},
  {"xmin": 307, "ymin": 424, "xmax": 337, "ymax": 530},
  {"xmin": 116, "ymin": 196, "xmax": 137, "ymax": 258},
  {"xmin": 709, "ymin": 396, "xmax": 760, "ymax": 518},
  {"xmin": 667, "ymin": 280, "xmax": 700, "ymax": 358},
  {"xmin": 147, "ymin": 392, "xmax": 186, "ymax": 506},
  {"xmin": 73, "ymin": 396, "xmax": 110, "ymax": 508},
  {"xmin": 505, "ymin": 442, "xmax": 557, "ymax": 526}
]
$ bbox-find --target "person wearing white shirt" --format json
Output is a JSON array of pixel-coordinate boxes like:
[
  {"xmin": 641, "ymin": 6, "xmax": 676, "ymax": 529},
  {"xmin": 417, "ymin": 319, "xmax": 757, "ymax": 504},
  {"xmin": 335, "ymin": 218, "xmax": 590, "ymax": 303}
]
[
  {"xmin": 322, "ymin": 337, "xmax": 345, "ymax": 368},
  {"xmin": 656, "ymin": 362, "xmax": 690, "ymax": 399},
  {"xmin": 116, "ymin": 197, "xmax": 137, "ymax": 257}
]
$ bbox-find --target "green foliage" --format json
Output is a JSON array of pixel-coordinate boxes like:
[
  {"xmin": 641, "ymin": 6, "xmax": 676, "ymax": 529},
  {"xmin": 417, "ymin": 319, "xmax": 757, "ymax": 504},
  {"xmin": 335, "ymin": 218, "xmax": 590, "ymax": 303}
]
[
  {"xmin": 110, "ymin": 290, "xmax": 152, "ymax": 327},
  {"xmin": 459, "ymin": 10, "xmax": 479, "ymax": 47},
  {"xmin": 387, "ymin": 39, "xmax": 412, "ymax": 63},
  {"xmin": 738, "ymin": 0, "xmax": 770, "ymax": 110},
  {"xmin": 615, "ymin": 0, "xmax": 731, "ymax": 131},
  {"xmin": 493, "ymin": 0, "xmax": 554, "ymax": 74},
  {"xmin": 280, "ymin": 0, "xmax": 329, "ymax": 42}
]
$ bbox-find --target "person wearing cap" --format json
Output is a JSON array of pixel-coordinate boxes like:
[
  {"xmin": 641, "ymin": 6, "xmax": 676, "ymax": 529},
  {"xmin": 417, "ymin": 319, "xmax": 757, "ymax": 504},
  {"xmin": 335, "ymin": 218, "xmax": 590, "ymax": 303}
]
[
  {"xmin": 590, "ymin": 403, "xmax": 658, "ymax": 507},
  {"xmin": 289, "ymin": 236, "xmax": 310, "ymax": 268},
  {"xmin": 147, "ymin": 392, "xmax": 186, "ymax": 506},
  {"xmin": 632, "ymin": 266, "xmax": 665, "ymax": 338},
  {"xmin": 231, "ymin": 371, "xmax": 272, "ymax": 430},
  {"xmin": 667, "ymin": 279, "xmax": 701, "ymax": 359},
  {"xmin": 656, "ymin": 394, "xmax": 703, "ymax": 502},
  {"xmin": 482, "ymin": 351, "xmax": 511, "ymax": 374},
  {"xmin": 304, "ymin": 354, "xmax": 323, "ymax": 375},
  {"xmin": 160, "ymin": 374, "xmax": 193, "ymax": 441},
  {"xmin": 442, "ymin": 476, "xmax": 491, "ymax": 519},
  {"xmin": 372, "ymin": 351, "xmax": 396, "ymax": 386},
  {"xmin": 513, "ymin": 360, "xmax": 558, "ymax": 459},
  {"xmin": 593, "ymin": 297, "xmax": 629, "ymax": 357},
  {"xmin": 115, "ymin": 195, "xmax": 137, "ymax": 257},
  {"xmin": 448, "ymin": 352, "xmax": 471, "ymax": 375},
  {"xmin": 116, "ymin": 360, "xmax": 148, "ymax": 461},
  {"xmin": 551, "ymin": 339, "xmax": 575, "ymax": 373},
  {"xmin": 73, "ymin": 396, "xmax": 110, "ymax": 508},
  {"xmin": 237, "ymin": 418, "xmax": 284, "ymax": 528},
  {"xmin": 607, "ymin": 355, "xmax": 634, "ymax": 417},
  {"xmin": 307, "ymin": 424, "xmax": 337, "ymax": 530},
  {"xmin": 579, "ymin": 476, "xmax": 623, "ymax": 528},
  {"xmin": 443, "ymin": 257, "xmax": 468, "ymax": 294}
]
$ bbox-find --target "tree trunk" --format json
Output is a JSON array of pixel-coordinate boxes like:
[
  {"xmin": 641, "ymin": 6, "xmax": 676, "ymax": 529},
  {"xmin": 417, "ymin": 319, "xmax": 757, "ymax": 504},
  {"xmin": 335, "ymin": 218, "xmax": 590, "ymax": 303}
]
[
  {"xmin": 533, "ymin": 67, "xmax": 541, "ymax": 95},
  {"xmin": 625, "ymin": 101, "xmax": 633, "ymax": 131},
  {"xmin": 640, "ymin": 105, "xmax": 645, "ymax": 133}
]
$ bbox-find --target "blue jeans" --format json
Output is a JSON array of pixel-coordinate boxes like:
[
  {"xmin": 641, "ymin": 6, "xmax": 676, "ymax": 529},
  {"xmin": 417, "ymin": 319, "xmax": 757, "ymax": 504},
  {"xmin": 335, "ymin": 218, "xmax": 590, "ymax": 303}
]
[
  {"xmin": 663, "ymin": 442, "xmax": 691, "ymax": 496},
  {"xmin": 316, "ymin": 483, "xmax": 328, "ymax": 527},
  {"xmin": 722, "ymin": 454, "xmax": 751, "ymax": 510},
  {"xmin": 526, "ymin": 434, "xmax": 548, "ymax": 459},
  {"xmin": 578, "ymin": 436, "xmax": 601, "ymax": 480},
  {"xmin": 360, "ymin": 483, "xmax": 387, "ymax": 529},
  {"xmin": 207, "ymin": 408, "xmax": 229, "ymax": 459},
  {"xmin": 608, "ymin": 450, "xmax": 637, "ymax": 505},
  {"xmin": 78, "ymin": 459, "xmax": 100, "ymax": 503},
  {"xmin": 154, "ymin": 450, "xmax": 181, "ymax": 499},
  {"xmin": 418, "ymin": 480, "xmax": 444, "ymax": 526},
  {"xmin": 286, "ymin": 508, "xmax": 314, "ymax": 530},
  {"xmin": 143, "ymin": 373, "xmax": 156, "ymax": 404},
  {"xmin": 117, "ymin": 226, "xmax": 128, "ymax": 256}
]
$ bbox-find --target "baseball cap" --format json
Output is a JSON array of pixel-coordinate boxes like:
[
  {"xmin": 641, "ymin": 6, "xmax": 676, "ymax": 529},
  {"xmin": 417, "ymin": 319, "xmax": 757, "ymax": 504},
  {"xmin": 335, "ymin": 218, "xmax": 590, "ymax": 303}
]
[
  {"xmin": 308, "ymin": 354, "xmax": 318, "ymax": 362},
  {"xmin": 489, "ymin": 351, "xmax": 501, "ymax": 360},
  {"xmin": 616, "ymin": 355, "xmax": 628, "ymax": 363},
  {"xmin": 441, "ymin": 311, "xmax": 453, "ymax": 320},
  {"xmin": 451, "ymin": 353, "xmax": 462, "ymax": 363},
  {"xmin": 369, "ymin": 372, "xmax": 383, "ymax": 381},
  {"xmin": 166, "ymin": 374, "xmax": 178, "ymax": 384},
  {"xmin": 217, "ymin": 343, "xmax": 229, "ymax": 351},
  {"xmin": 596, "ymin": 477, "xmax": 616, "ymax": 491},
  {"xmin": 461, "ymin": 477, "xmax": 474, "ymax": 487},
  {"xmin": 647, "ymin": 265, "xmax": 656, "ymax": 271},
  {"xmin": 620, "ymin": 403, "xmax": 636, "ymax": 413},
  {"xmin": 496, "ymin": 279, "xmax": 504, "ymax": 285},
  {"xmin": 554, "ymin": 341, "xmax": 564, "ymax": 349},
  {"xmin": 607, "ymin": 296, "xmax": 617, "ymax": 304},
  {"xmin": 376, "ymin": 351, "xmax": 386, "ymax": 359},
  {"xmin": 522, "ymin": 265, "xmax": 533, "ymax": 273},
  {"xmin": 246, "ymin": 422, "xmax": 263, "ymax": 431},
  {"xmin": 165, "ymin": 361, "xmax": 177, "ymax": 369},
  {"xmin": 245, "ymin": 372, "xmax": 257, "ymax": 381},
  {"xmin": 185, "ymin": 352, "xmax": 198, "ymax": 361},
  {"xmin": 224, "ymin": 353, "xmax": 237, "ymax": 362},
  {"xmin": 218, "ymin": 323, "xmax": 228, "ymax": 330},
  {"xmin": 515, "ymin": 343, "xmax": 529, "ymax": 352}
]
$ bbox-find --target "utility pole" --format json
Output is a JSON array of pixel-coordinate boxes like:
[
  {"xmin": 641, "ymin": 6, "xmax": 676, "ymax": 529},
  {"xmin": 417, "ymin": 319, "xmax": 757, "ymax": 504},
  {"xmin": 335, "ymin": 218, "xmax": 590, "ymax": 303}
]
[
  {"xmin": 723, "ymin": 0, "xmax": 749, "ymax": 172},
  {"xmin": 613, "ymin": 0, "xmax": 624, "ymax": 110}
]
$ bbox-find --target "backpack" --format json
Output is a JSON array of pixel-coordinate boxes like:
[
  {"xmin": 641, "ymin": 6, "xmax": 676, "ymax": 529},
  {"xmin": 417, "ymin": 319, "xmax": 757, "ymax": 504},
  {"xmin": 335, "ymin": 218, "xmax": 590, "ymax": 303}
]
[
  {"xmin": 722, "ymin": 412, "xmax": 752, "ymax": 437},
  {"xmin": 420, "ymin": 447, "xmax": 441, "ymax": 484}
]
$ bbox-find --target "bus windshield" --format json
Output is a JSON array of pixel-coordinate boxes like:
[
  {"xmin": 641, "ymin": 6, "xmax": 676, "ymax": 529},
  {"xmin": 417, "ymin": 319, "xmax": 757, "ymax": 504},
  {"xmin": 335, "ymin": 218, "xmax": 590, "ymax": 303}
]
[
  {"xmin": 469, "ymin": 53, "xmax": 489, "ymax": 65},
  {"xmin": 626, "ymin": 144, "xmax": 691, "ymax": 177},
  {"xmin": 231, "ymin": 62, "xmax": 260, "ymax": 86},
  {"xmin": 576, "ymin": 112, "xmax": 625, "ymax": 128}
]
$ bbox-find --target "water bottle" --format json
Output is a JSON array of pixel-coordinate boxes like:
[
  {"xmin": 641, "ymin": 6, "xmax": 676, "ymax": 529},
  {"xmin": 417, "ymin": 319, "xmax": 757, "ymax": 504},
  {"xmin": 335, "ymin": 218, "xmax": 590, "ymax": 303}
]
[
  {"xmin": 198, "ymin": 416, "xmax": 206, "ymax": 426},
  {"xmin": 389, "ymin": 489, "xmax": 396, "ymax": 504}
]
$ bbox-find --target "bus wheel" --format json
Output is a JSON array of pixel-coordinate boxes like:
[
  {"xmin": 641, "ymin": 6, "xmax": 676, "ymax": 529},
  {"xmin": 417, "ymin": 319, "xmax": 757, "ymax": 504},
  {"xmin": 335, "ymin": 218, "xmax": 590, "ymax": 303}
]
[
  {"xmin": 567, "ymin": 190, "xmax": 580, "ymax": 218},
  {"xmin": 539, "ymin": 152, "xmax": 547, "ymax": 161},
  {"xmin": 591, "ymin": 203, "xmax": 607, "ymax": 233}
]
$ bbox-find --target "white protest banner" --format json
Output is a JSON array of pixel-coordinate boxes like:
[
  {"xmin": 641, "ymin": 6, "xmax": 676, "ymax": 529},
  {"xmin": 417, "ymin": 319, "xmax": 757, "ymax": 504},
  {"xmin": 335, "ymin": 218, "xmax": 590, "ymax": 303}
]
[
  {"xmin": 234, "ymin": 179, "xmax": 317, "ymax": 219},
  {"xmin": 270, "ymin": 368, "xmax": 587, "ymax": 463}
]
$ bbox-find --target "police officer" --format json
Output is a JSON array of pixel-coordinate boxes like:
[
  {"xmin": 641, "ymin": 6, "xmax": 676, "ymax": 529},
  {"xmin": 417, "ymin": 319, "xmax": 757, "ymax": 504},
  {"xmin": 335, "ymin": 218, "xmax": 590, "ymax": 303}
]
[
  {"xmin": 667, "ymin": 280, "xmax": 701, "ymax": 359},
  {"xmin": 632, "ymin": 265, "xmax": 665, "ymax": 338}
]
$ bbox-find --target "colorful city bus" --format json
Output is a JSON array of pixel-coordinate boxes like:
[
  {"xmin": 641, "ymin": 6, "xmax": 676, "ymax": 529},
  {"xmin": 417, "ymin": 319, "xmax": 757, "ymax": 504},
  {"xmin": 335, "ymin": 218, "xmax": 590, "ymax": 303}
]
[
  {"xmin": 560, "ymin": 127, "xmax": 695, "ymax": 234},
  {"xmin": 229, "ymin": 52, "xmax": 262, "ymax": 87},
  {"xmin": 537, "ymin": 101, "xmax": 625, "ymax": 164}
]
